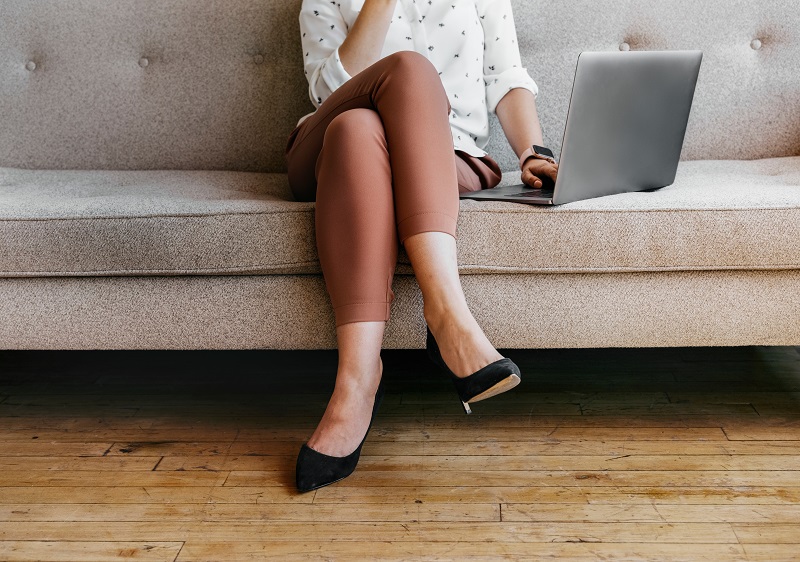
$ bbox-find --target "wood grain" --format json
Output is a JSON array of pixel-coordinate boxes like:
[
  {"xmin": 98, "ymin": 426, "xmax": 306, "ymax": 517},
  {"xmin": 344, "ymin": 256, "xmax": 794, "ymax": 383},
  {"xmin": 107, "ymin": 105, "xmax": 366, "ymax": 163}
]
[{"xmin": 1, "ymin": 345, "xmax": 799, "ymax": 561}]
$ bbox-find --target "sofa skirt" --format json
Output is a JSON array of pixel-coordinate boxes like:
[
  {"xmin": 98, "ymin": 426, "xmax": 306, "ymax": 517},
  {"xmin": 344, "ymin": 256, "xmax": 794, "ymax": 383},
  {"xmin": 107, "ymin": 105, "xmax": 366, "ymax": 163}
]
[{"xmin": 1, "ymin": 270, "xmax": 798, "ymax": 350}]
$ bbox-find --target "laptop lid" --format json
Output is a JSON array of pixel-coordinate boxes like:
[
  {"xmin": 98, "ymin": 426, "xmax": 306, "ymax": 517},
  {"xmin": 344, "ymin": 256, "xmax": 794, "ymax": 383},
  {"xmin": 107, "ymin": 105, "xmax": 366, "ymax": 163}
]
[{"xmin": 552, "ymin": 50, "xmax": 703, "ymax": 205}]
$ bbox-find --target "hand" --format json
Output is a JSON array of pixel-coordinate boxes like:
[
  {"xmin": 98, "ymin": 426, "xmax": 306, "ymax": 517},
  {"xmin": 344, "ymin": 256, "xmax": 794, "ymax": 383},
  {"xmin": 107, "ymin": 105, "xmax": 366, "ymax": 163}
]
[{"xmin": 521, "ymin": 158, "xmax": 558, "ymax": 190}]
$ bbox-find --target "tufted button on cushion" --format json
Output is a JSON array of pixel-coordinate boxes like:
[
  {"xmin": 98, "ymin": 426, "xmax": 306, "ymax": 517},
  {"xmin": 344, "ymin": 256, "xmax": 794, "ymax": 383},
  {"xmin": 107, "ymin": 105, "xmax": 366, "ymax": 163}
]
[
  {"xmin": 25, "ymin": 60, "xmax": 36, "ymax": 71},
  {"xmin": 2, "ymin": 0, "xmax": 799, "ymax": 172},
  {"xmin": 138, "ymin": 57, "xmax": 149, "ymax": 68},
  {"xmin": 253, "ymin": 54, "xmax": 264, "ymax": 64},
  {"xmin": 750, "ymin": 38, "xmax": 762, "ymax": 50}
]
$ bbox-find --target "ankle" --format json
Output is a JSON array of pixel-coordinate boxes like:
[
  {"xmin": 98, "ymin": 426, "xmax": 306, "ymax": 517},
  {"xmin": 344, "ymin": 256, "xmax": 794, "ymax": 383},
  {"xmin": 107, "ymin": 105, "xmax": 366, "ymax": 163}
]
[
  {"xmin": 424, "ymin": 301, "xmax": 473, "ymax": 336},
  {"xmin": 334, "ymin": 358, "xmax": 383, "ymax": 394}
]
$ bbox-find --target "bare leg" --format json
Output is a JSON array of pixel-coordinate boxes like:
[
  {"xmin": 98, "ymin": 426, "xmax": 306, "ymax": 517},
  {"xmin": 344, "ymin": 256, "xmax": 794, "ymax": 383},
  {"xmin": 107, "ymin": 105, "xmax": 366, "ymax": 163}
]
[
  {"xmin": 305, "ymin": 230, "xmax": 500, "ymax": 457},
  {"xmin": 403, "ymin": 231, "xmax": 503, "ymax": 378},
  {"xmin": 305, "ymin": 321, "xmax": 384, "ymax": 457}
]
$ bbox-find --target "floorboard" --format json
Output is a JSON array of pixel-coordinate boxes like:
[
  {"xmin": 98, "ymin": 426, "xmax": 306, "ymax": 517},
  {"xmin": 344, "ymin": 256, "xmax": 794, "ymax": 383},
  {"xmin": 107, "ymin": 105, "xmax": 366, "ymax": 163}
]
[{"xmin": 1, "ymin": 345, "xmax": 799, "ymax": 560}]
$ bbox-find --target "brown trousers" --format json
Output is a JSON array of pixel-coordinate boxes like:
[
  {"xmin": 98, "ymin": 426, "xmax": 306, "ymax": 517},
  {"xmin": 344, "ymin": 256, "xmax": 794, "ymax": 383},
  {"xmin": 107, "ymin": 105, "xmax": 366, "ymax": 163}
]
[{"xmin": 285, "ymin": 51, "xmax": 502, "ymax": 327}]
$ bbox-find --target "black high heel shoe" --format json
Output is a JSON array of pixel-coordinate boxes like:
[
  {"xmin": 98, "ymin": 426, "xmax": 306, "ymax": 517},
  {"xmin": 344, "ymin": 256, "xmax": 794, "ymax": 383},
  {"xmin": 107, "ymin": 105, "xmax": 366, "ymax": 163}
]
[
  {"xmin": 295, "ymin": 380, "xmax": 385, "ymax": 493},
  {"xmin": 426, "ymin": 324, "xmax": 521, "ymax": 414}
]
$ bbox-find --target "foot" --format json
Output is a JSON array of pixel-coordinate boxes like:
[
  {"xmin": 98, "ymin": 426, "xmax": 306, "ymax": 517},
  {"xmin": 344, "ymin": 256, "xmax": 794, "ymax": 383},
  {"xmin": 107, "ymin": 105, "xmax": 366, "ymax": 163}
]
[
  {"xmin": 425, "ymin": 309, "xmax": 504, "ymax": 379},
  {"xmin": 306, "ymin": 357, "xmax": 383, "ymax": 457}
]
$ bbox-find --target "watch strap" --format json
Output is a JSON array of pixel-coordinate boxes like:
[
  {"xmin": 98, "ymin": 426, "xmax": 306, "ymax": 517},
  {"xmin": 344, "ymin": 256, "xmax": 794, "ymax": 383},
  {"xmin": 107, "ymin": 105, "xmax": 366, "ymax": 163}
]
[{"xmin": 519, "ymin": 144, "xmax": 556, "ymax": 170}]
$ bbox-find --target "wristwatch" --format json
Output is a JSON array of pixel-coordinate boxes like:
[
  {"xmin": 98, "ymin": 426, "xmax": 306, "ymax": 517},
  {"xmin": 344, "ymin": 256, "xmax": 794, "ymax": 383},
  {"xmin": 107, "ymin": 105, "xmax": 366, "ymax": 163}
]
[{"xmin": 519, "ymin": 144, "xmax": 556, "ymax": 171}]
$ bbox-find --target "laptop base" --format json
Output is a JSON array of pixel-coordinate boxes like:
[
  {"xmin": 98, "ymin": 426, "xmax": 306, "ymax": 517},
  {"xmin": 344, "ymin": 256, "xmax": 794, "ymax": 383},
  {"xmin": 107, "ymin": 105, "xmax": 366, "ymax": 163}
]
[{"xmin": 459, "ymin": 183, "xmax": 554, "ymax": 205}]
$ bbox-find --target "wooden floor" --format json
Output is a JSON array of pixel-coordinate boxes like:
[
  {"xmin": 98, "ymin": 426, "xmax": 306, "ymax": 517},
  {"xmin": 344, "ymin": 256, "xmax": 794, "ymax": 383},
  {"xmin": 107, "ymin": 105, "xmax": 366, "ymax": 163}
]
[{"xmin": 1, "ymin": 345, "xmax": 800, "ymax": 561}]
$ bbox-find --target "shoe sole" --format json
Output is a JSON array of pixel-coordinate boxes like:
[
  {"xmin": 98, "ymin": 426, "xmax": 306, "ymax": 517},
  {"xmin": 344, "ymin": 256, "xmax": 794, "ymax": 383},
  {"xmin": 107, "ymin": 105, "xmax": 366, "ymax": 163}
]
[
  {"xmin": 297, "ymin": 471, "xmax": 352, "ymax": 493},
  {"xmin": 467, "ymin": 373, "xmax": 521, "ymax": 404}
]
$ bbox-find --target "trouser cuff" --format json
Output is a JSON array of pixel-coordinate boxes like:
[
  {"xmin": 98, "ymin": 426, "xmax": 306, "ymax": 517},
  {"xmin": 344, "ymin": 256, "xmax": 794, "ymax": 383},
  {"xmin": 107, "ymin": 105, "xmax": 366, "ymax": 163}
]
[
  {"xmin": 333, "ymin": 301, "xmax": 392, "ymax": 327},
  {"xmin": 397, "ymin": 211, "xmax": 458, "ymax": 245}
]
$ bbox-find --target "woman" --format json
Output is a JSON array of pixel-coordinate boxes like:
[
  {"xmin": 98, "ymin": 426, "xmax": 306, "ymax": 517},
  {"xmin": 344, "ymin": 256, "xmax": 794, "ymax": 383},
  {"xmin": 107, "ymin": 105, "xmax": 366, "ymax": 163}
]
[{"xmin": 285, "ymin": 0, "xmax": 558, "ymax": 492}]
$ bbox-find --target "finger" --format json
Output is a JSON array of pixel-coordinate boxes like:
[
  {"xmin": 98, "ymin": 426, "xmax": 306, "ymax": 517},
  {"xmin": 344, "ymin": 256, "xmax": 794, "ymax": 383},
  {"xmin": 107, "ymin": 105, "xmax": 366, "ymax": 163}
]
[
  {"xmin": 526, "ymin": 162, "xmax": 556, "ymax": 184},
  {"xmin": 522, "ymin": 170, "xmax": 533, "ymax": 188},
  {"xmin": 524, "ymin": 170, "xmax": 542, "ymax": 188}
]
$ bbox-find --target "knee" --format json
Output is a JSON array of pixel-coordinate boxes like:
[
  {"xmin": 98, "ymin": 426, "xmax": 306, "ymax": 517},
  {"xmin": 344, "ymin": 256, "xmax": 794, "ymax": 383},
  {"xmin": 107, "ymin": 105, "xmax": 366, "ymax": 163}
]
[
  {"xmin": 385, "ymin": 50, "xmax": 433, "ymax": 71},
  {"xmin": 382, "ymin": 51, "xmax": 450, "ymax": 109},
  {"xmin": 324, "ymin": 108, "xmax": 386, "ymax": 149},
  {"xmin": 384, "ymin": 50, "xmax": 440, "ymax": 83}
]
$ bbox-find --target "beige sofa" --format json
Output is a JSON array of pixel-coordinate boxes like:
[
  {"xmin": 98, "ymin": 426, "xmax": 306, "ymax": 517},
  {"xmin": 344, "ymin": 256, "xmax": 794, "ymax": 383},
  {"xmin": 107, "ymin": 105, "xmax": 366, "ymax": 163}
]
[{"xmin": 1, "ymin": 0, "xmax": 799, "ymax": 350}]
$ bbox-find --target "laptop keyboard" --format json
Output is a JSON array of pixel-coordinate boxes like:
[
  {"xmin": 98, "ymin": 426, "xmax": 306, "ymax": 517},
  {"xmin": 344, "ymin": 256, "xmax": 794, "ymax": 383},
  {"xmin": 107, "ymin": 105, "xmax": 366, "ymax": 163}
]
[{"xmin": 505, "ymin": 190, "xmax": 554, "ymax": 198}]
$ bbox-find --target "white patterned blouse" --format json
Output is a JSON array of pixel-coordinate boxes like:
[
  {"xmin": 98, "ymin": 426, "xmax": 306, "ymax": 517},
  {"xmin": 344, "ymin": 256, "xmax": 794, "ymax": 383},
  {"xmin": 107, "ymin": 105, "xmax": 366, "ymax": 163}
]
[{"xmin": 296, "ymin": 0, "xmax": 539, "ymax": 157}]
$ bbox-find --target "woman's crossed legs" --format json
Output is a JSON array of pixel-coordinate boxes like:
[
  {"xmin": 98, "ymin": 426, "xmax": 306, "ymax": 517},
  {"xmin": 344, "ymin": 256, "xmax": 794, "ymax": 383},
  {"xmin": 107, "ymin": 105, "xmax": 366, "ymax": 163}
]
[{"xmin": 285, "ymin": 51, "xmax": 504, "ymax": 457}]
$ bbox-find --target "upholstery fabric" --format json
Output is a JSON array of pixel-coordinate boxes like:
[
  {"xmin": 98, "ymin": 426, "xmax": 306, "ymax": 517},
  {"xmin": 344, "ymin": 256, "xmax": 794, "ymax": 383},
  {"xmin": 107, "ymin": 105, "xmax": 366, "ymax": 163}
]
[
  {"xmin": 1, "ymin": 0, "xmax": 798, "ymax": 172},
  {"xmin": 1, "ymin": 0, "xmax": 799, "ymax": 350},
  {"xmin": 2, "ymin": 157, "xmax": 799, "ymax": 277},
  {"xmin": 2, "ymin": 270, "xmax": 799, "ymax": 350}
]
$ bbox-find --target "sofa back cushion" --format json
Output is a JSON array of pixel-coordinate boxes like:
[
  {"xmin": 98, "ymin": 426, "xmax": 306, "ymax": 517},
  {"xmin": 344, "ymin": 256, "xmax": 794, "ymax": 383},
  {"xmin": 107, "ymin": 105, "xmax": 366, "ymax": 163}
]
[{"xmin": 1, "ymin": 0, "xmax": 798, "ymax": 173}]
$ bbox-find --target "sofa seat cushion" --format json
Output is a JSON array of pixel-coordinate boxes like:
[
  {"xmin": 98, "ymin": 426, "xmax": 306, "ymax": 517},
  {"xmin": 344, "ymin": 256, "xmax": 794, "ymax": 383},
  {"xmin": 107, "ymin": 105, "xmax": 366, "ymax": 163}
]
[
  {"xmin": 1, "ymin": 156, "xmax": 799, "ymax": 277},
  {"xmin": 0, "ymin": 169, "xmax": 318, "ymax": 276}
]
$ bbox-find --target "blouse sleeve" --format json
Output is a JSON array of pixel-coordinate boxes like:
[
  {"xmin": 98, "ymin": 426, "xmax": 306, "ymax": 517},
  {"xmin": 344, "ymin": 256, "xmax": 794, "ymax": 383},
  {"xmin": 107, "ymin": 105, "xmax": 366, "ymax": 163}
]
[
  {"xmin": 477, "ymin": 0, "xmax": 539, "ymax": 115},
  {"xmin": 299, "ymin": 0, "xmax": 353, "ymax": 109}
]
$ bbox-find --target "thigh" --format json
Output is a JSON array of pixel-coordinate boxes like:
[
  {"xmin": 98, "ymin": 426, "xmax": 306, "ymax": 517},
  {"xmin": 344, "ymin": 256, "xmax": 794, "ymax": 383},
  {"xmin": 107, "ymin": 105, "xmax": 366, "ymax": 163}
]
[
  {"xmin": 285, "ymin": 104, "xmax": 374, "ymax": 203},
  {"xmin": 455, "ymin": 149, "xmax": 504, "ymax": 194},
  {"xmin": 285, "ymin": 54, "xmax": 420, "ymax": 202}
]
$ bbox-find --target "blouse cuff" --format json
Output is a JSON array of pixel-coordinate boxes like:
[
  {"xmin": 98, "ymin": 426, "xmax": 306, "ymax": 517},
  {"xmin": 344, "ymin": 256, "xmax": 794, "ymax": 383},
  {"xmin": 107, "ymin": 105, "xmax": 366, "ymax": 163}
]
[
  {"xmin": 320, "ymin": 45, "xmax": 353, "ymax": 95},
  {"xmin": 485, "ymin": 67, "xmax": 539, "ymax": 115}
]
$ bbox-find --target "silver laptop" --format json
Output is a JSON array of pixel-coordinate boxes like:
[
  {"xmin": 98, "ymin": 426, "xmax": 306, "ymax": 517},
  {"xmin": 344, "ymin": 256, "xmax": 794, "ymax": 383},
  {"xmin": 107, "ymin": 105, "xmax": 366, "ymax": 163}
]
[{"xmin": 460, "ymin": 50, "xmax": 703, "ymax": 205}]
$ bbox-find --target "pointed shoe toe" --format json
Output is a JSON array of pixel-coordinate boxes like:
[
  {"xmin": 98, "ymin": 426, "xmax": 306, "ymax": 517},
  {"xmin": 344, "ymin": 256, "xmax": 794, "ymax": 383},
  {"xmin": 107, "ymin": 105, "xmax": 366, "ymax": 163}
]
[
  {"xmin": 295, "ymin": 382, "xmax": 385, "ymax": 493},
  {"xmin": 295, "ymin": 443, "xmax": 359, "ymax": 493}
]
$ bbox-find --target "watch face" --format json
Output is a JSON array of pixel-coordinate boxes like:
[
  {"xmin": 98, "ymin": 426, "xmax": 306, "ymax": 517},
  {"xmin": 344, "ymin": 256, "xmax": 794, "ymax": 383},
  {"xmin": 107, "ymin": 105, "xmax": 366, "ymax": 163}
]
[{"xmin": 533, "ymin": 144, "xmax": 555, "ymax": 159}]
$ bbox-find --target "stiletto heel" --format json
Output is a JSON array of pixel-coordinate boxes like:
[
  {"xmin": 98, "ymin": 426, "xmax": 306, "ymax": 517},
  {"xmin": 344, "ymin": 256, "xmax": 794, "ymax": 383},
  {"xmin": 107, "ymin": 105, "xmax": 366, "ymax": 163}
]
[
  {"xmin": 295, "ymin": 381, "xmax": 385, "ymax": 493},
  {"xmin": 425, "ymin": 324, "xmax": 521, "ymax": 415}
]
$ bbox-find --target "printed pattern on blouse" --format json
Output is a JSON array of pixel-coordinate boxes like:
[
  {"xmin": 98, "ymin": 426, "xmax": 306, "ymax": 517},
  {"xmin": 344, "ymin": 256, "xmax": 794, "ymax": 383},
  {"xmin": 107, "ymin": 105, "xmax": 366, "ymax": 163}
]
[{"xmin": 296, "ymin": 0, "xmax": 539, "ymax": 158}]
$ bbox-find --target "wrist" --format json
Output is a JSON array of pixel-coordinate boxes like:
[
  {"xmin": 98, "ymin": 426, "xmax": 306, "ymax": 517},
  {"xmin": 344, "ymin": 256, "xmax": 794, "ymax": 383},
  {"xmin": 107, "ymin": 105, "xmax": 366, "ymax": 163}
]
[{"xmin": 519, "ymin": 144, "xmax": 556, "ymax": 171}]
